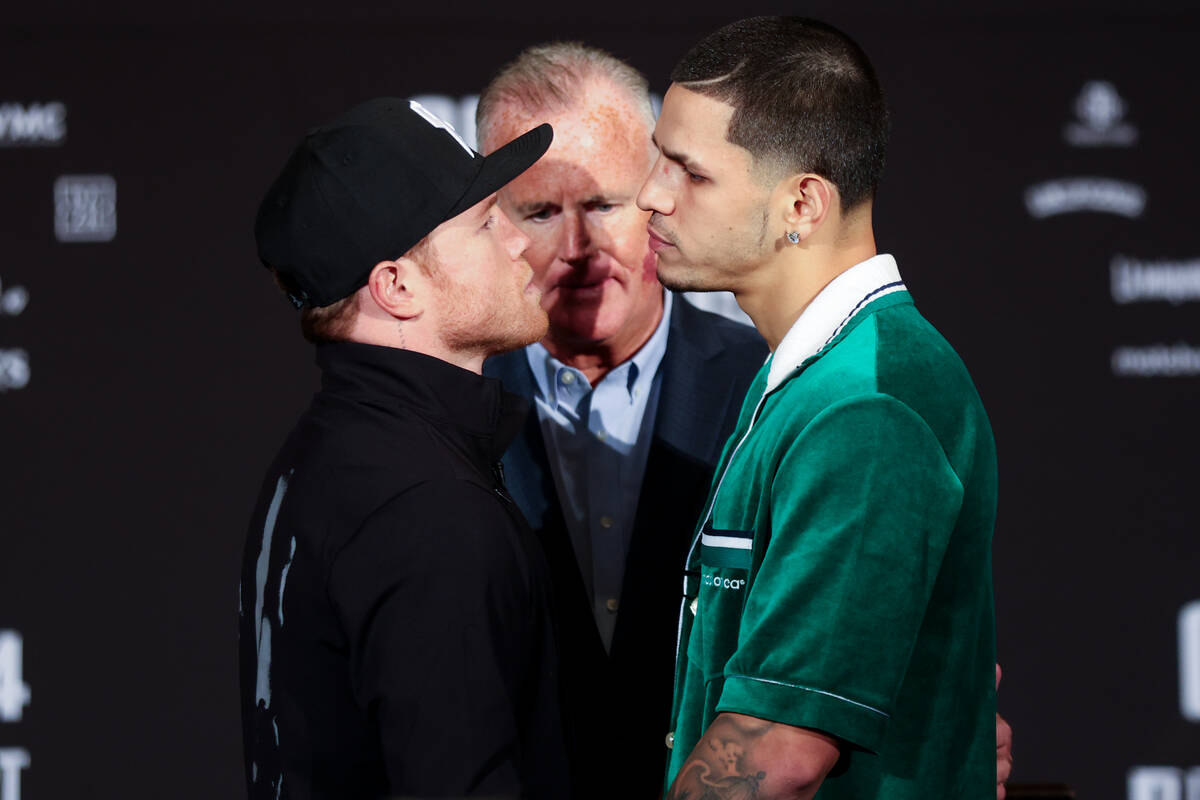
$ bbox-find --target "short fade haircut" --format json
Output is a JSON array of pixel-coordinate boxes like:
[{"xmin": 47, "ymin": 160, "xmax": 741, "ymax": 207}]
[
  {"xmin": 670, "ymin": 17, "xmax": 889, "ymax": 211},
  {"xmin": 476, "ymin": 41, "xmax": 655, "ymax": 151}
]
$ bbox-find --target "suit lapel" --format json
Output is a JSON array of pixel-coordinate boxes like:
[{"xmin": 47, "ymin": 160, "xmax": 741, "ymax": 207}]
[
  {"xmin": 486, "ymin": 351, "xmax": 556, "ymax": 528},
  {"xmin": 654, "ymin": 296, "xmax": 747, "ymax": 466},
  {"xmin": 611, "ymin": 297, "xmax": 746, "ymax": 658}
]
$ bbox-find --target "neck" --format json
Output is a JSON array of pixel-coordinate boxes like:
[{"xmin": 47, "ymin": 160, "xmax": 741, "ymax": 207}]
[
  {"xmin": 541, "ymin": 290, "xmax": 665, "ymax": 385},
  {"xmin": 349, "ymin": 319, "xmax": 486, "ymax": 375},
  {"xmin": 738, "ymin": 233, "xmax": 877, "ymax": 352}
]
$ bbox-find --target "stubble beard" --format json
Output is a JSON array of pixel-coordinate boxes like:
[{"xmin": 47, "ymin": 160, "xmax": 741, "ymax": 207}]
[
  {"xmin": 438, "ymin": 279, "xmax": 548, "ymax": 359},
  {"xmin": 656, "ymin": 204, "xmax": 771, "ymax": 294}
]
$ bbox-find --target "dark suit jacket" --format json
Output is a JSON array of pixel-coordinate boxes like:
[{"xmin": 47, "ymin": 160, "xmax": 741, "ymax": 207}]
[{"xmin": 485, "ymin": 297, "xmax": 767, "ymax": 798}]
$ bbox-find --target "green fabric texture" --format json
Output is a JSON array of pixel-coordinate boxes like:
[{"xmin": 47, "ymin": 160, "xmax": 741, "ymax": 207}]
[{"xmin": 665, "ymin": 291, "xmax": 998, "ymax": 799}]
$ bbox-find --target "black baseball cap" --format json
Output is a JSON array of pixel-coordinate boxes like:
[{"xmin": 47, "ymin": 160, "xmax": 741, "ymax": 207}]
[{"xmin": 255, "ymin": 97, "xmax": 552, "ymax": 308}]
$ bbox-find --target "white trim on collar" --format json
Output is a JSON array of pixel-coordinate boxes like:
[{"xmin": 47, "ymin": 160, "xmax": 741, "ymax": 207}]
[{"xmin": 765, "ymin": 254, "xmax": 905, "ymax": 393}]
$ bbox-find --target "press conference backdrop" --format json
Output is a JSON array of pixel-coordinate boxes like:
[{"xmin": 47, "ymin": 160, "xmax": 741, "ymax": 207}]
[{"xmin": 1, "ymin": 2, "xmax": 1198, "ymax": 798}]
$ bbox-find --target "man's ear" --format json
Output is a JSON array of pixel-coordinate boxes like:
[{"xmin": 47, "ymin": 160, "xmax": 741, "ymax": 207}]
[
  {"xmin": 780, "ymin": 173, "xmax": 836, "ymax": 243},
  {"xmin": 366, "ymin": 257, "xmax": 425, "ymax": 321}
]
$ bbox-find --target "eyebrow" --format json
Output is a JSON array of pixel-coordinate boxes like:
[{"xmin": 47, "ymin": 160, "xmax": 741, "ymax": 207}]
[
  {"xmin": 651, "ymin": 134, "xmax": 706, "ymax": 175},
  {"xmin": 512, "ymin": 195, "xmax": 614, "ymax": 215},
  {"xmin": 514, "ymin": 200, "xmax": 552, "ymax": 215}
]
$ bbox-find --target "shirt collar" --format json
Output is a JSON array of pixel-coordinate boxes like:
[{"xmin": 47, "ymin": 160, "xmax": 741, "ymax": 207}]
[
  {"xmin": 526, "ymin": 290, "xmax": 672, "ymax": 405},
  {"xmin": 315, "ymin": 340, "xmax": 528, "ymax": 461},
  {"xmin": 765, "ymin": 254, "xmax": 905, "ymax": 393}
]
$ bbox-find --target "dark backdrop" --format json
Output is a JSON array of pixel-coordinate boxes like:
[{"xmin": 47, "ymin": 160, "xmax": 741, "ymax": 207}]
[{"xmin": 1, "ymin": 2, "xmax": 1198, "ymax": 798}]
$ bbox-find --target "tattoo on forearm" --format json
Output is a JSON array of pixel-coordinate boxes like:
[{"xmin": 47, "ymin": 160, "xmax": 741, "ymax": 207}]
[{"xmin": 665, "ymin": 716, "xmax": 770, "ymax": 800}]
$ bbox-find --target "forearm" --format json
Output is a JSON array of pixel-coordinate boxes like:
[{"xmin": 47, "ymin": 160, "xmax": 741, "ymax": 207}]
[{"xmin": 665, "ymin": 713, "xmax": 839, "ymax": 800}]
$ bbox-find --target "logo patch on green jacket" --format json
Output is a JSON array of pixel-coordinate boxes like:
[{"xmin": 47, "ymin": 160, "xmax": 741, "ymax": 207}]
[{"xmin": 700, "ymin": 524, "xmax": 753, "ymax": 570}]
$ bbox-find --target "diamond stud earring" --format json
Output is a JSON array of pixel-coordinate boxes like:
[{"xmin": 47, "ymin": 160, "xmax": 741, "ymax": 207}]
[{"xmin": 786, "ymin": 232, "xmax": 801, "ymax": 244}]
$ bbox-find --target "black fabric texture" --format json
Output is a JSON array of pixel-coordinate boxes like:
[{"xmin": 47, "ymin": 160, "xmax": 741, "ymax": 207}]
[{"xmin": 238, "ymin": 340, "xmax": 569, "ymax": 800}]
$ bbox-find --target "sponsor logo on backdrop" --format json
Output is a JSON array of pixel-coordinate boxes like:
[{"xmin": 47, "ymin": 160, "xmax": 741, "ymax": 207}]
[
  {"xmin": 1126, "ymin": 604, "xmax": 1200, "ymax": 797},
  {"xmin": 0, "ymin": 631, "xmax": 30, "ymax": 800},
  {"xmin": 0, "ymin": 632, "xmax": 30, "ymax": 723},
  {"xmin": 1112, "ymin": 256, "xmax": 1200, "ymax": 304},
  {"xmin": 1066, "ymin": 81, "xmax": 1138, "ymax": 147},
  {"xmin": 0, "ymin": 278, "xmax": 28, "ymax": 317},
  {"xmin": 1024, "ymin": 177, "xmax": 1146, "ymax": 219},
  {"xmin": 0, "ymin": 102, "xmax": 66, "ymax": 146},
  {"xmin": 54, "ymin": 175, "xmax": 116, "ymax": 243},
  {"xmin": 0, "ymin": 750, "xmax": 30, "ymax": 800},
  {"xmin": 1111, "ymin": 344, "xmax": 1200, "ymax": 378},
  {"xmin": 1128, "ymin": 767, "xmax": 1200, "ymax": 800},
  {"xmin": 1183, "ymin": 602, "xmax": 1200, "ymax": 722},
  {"xmin": 1025, "ymin": 82, "xmax": 1144, "ymax": 219},
  {"xmin": 0, "ymin": 350, "xmax": 29, "ymax": 392}
]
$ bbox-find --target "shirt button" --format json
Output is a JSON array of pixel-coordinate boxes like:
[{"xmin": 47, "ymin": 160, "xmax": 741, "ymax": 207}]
[
  {"xmin": 665, "ymin": 731, "xmax": 675, "ymax": 749},
  {"xmin": 559, "ymin": 371, "xmax": 575, "ymax": 385},
  {"xmin": 605, "ymin": 597, "xmax": 619, "ymax": 613},
  {"xmin": 599, "ymin": 515, "xmax": 613, "ymax": 529},
  {"xmin": 596, "ymin": 430, "xmax": 608, "ymax": 441}
]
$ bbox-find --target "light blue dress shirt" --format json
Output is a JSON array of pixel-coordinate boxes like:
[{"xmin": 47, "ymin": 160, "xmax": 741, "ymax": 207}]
[{"xmin": 525, "ymin": 291, "xmax": 674, "ymax": 652}]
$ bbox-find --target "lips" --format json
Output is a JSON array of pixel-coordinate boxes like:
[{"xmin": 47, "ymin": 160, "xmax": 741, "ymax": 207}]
[
  {"xmin": 553, "ymin": 276, "xmax": 615, "ymax": 301},
  {"xmin": 558, "ymin": 276, "xmax": 611, "ymax": 290},
  {"xmin": 646, "ymin": 226, "xmax": 675, "ymax": 253}
]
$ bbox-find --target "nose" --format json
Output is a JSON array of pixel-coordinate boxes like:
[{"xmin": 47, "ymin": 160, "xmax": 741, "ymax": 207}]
[
  {"xmin": 557, "ymin": 209, "xmax": 591, "ymax": 265},
  {"xmin": 636, "ymin": 156, "xmax": 674, "ymax": 216}
]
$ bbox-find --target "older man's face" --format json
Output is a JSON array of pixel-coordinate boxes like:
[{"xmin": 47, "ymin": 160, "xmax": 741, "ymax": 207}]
[{"xmin": 481, "ymin": 81, "xmax": 663, "ymax": 358}]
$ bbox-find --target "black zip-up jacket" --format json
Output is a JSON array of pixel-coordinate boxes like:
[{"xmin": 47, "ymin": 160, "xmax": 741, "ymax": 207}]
[{"xmin": 238, "ymin": 341, "xmax": 569, "ymax": 800}]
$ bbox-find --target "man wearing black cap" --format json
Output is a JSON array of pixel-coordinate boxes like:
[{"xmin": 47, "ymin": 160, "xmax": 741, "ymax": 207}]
[{"xmin": 238, "ymin": 97, "xmax": 567, "ymax": 800}]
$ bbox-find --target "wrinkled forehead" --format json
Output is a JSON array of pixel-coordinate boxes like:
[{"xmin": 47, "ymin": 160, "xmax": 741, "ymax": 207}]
[
  {"xmin": 482, "ymin": 81, "xmax": 653, "ymax": 162},
  {"xmin": 491, "ymin": 114, "xmax": 655, "ymax": 206}
]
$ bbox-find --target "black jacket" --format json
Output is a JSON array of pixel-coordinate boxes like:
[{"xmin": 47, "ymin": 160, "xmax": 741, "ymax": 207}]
[
  {"xmin": 239, "ymin": 341, "xmax": 569, "ymax": 800},
  {"xmin": 485, "ymin": 298, "xmax": 767, "ymax": 798}
]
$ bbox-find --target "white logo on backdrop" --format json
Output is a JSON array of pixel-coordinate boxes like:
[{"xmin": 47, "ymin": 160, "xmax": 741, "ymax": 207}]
[
  {"xmin": 0, "ymin": 633, "xmax": 30, "ymax": 723},
  {"xmin": 0, "ymin": 749, "xmax": 29, "ymax": 800},
  {"xmin": 408, "ymin": 99, "xmax": 476, "ymax": 157},
  {"xmin": 0, "ymin": 279, "xmax": 27, "ymax": 317},
  {"xmin": 54, "ymin": 175, "xmax": 117, "ymax": 243},
  {"xmin": 1024, "ymin": 177, "xmax": 1146, "ymax": 219},
  {"xmin": 1182, "ymin": 602, "xmax": 1200, "ymax": 722},
  {"xmin": 0, "ymin": 102, "xmax": 66, "ymax": 146},
  {"xmin": 0, "ymin": 350, "xmax": 29, "ymax": 392},
  {"xmin": 1066, "ymin": 81, "xmax": 1138, "ymax": 147},
  {"xmin": 1128, "ymin": 767, "xmax": 1200, "ymax": 800},
  {"xmin": 1112, "ymin": 256, "xmax": 1200, "ymax": 305},
  {"xmin": 1111, "ymin": 344, "xmax": 1200, "ymax": 378}
]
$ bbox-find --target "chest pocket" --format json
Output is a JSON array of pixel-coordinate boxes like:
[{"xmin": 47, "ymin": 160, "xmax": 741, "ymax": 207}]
[{"xmin": 690, "ymin": 522, "xmax": 754, "ymax": 682}]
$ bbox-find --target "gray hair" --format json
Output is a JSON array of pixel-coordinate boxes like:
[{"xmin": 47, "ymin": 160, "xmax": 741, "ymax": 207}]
[{"xmin": 476, "ymin": 41, "xmax": 655, "ymax": 151}]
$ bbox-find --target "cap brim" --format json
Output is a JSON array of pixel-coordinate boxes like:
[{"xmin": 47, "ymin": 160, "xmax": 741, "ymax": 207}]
[{"xmin": 444, "ymin": 123, "xmax": 553, "ymax": 219}]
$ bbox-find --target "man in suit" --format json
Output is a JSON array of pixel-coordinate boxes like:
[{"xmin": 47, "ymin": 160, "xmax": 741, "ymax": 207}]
[{"xmin": 477, "ymin": 43, "xmax": 767, "ymax": 798}]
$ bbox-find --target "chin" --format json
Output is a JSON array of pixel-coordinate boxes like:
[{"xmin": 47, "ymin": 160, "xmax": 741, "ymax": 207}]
[{"xmin": 655, "ymin": 264, "xmax": 696, "ymax": 293}]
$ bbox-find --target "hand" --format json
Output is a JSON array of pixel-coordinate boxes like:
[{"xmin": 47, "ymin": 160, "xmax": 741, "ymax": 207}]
[{"xmin": 996, "ymin": 664, "xmax": 1013, "ymax": 800}]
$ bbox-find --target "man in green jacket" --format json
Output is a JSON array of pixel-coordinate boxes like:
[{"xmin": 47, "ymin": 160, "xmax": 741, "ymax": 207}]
[{"xmin": 637, "ymin": 17, "xmax": 999, "ymax": 799}]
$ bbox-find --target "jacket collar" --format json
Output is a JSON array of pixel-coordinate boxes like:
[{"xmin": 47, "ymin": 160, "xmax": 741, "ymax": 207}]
[
  {"xmin": 765, "ymin": 254, "xmax": 905, "ymax": 393},
  {"xmin": 316, "ymin": 341, "xmax": 527, "ymax": 461}
]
